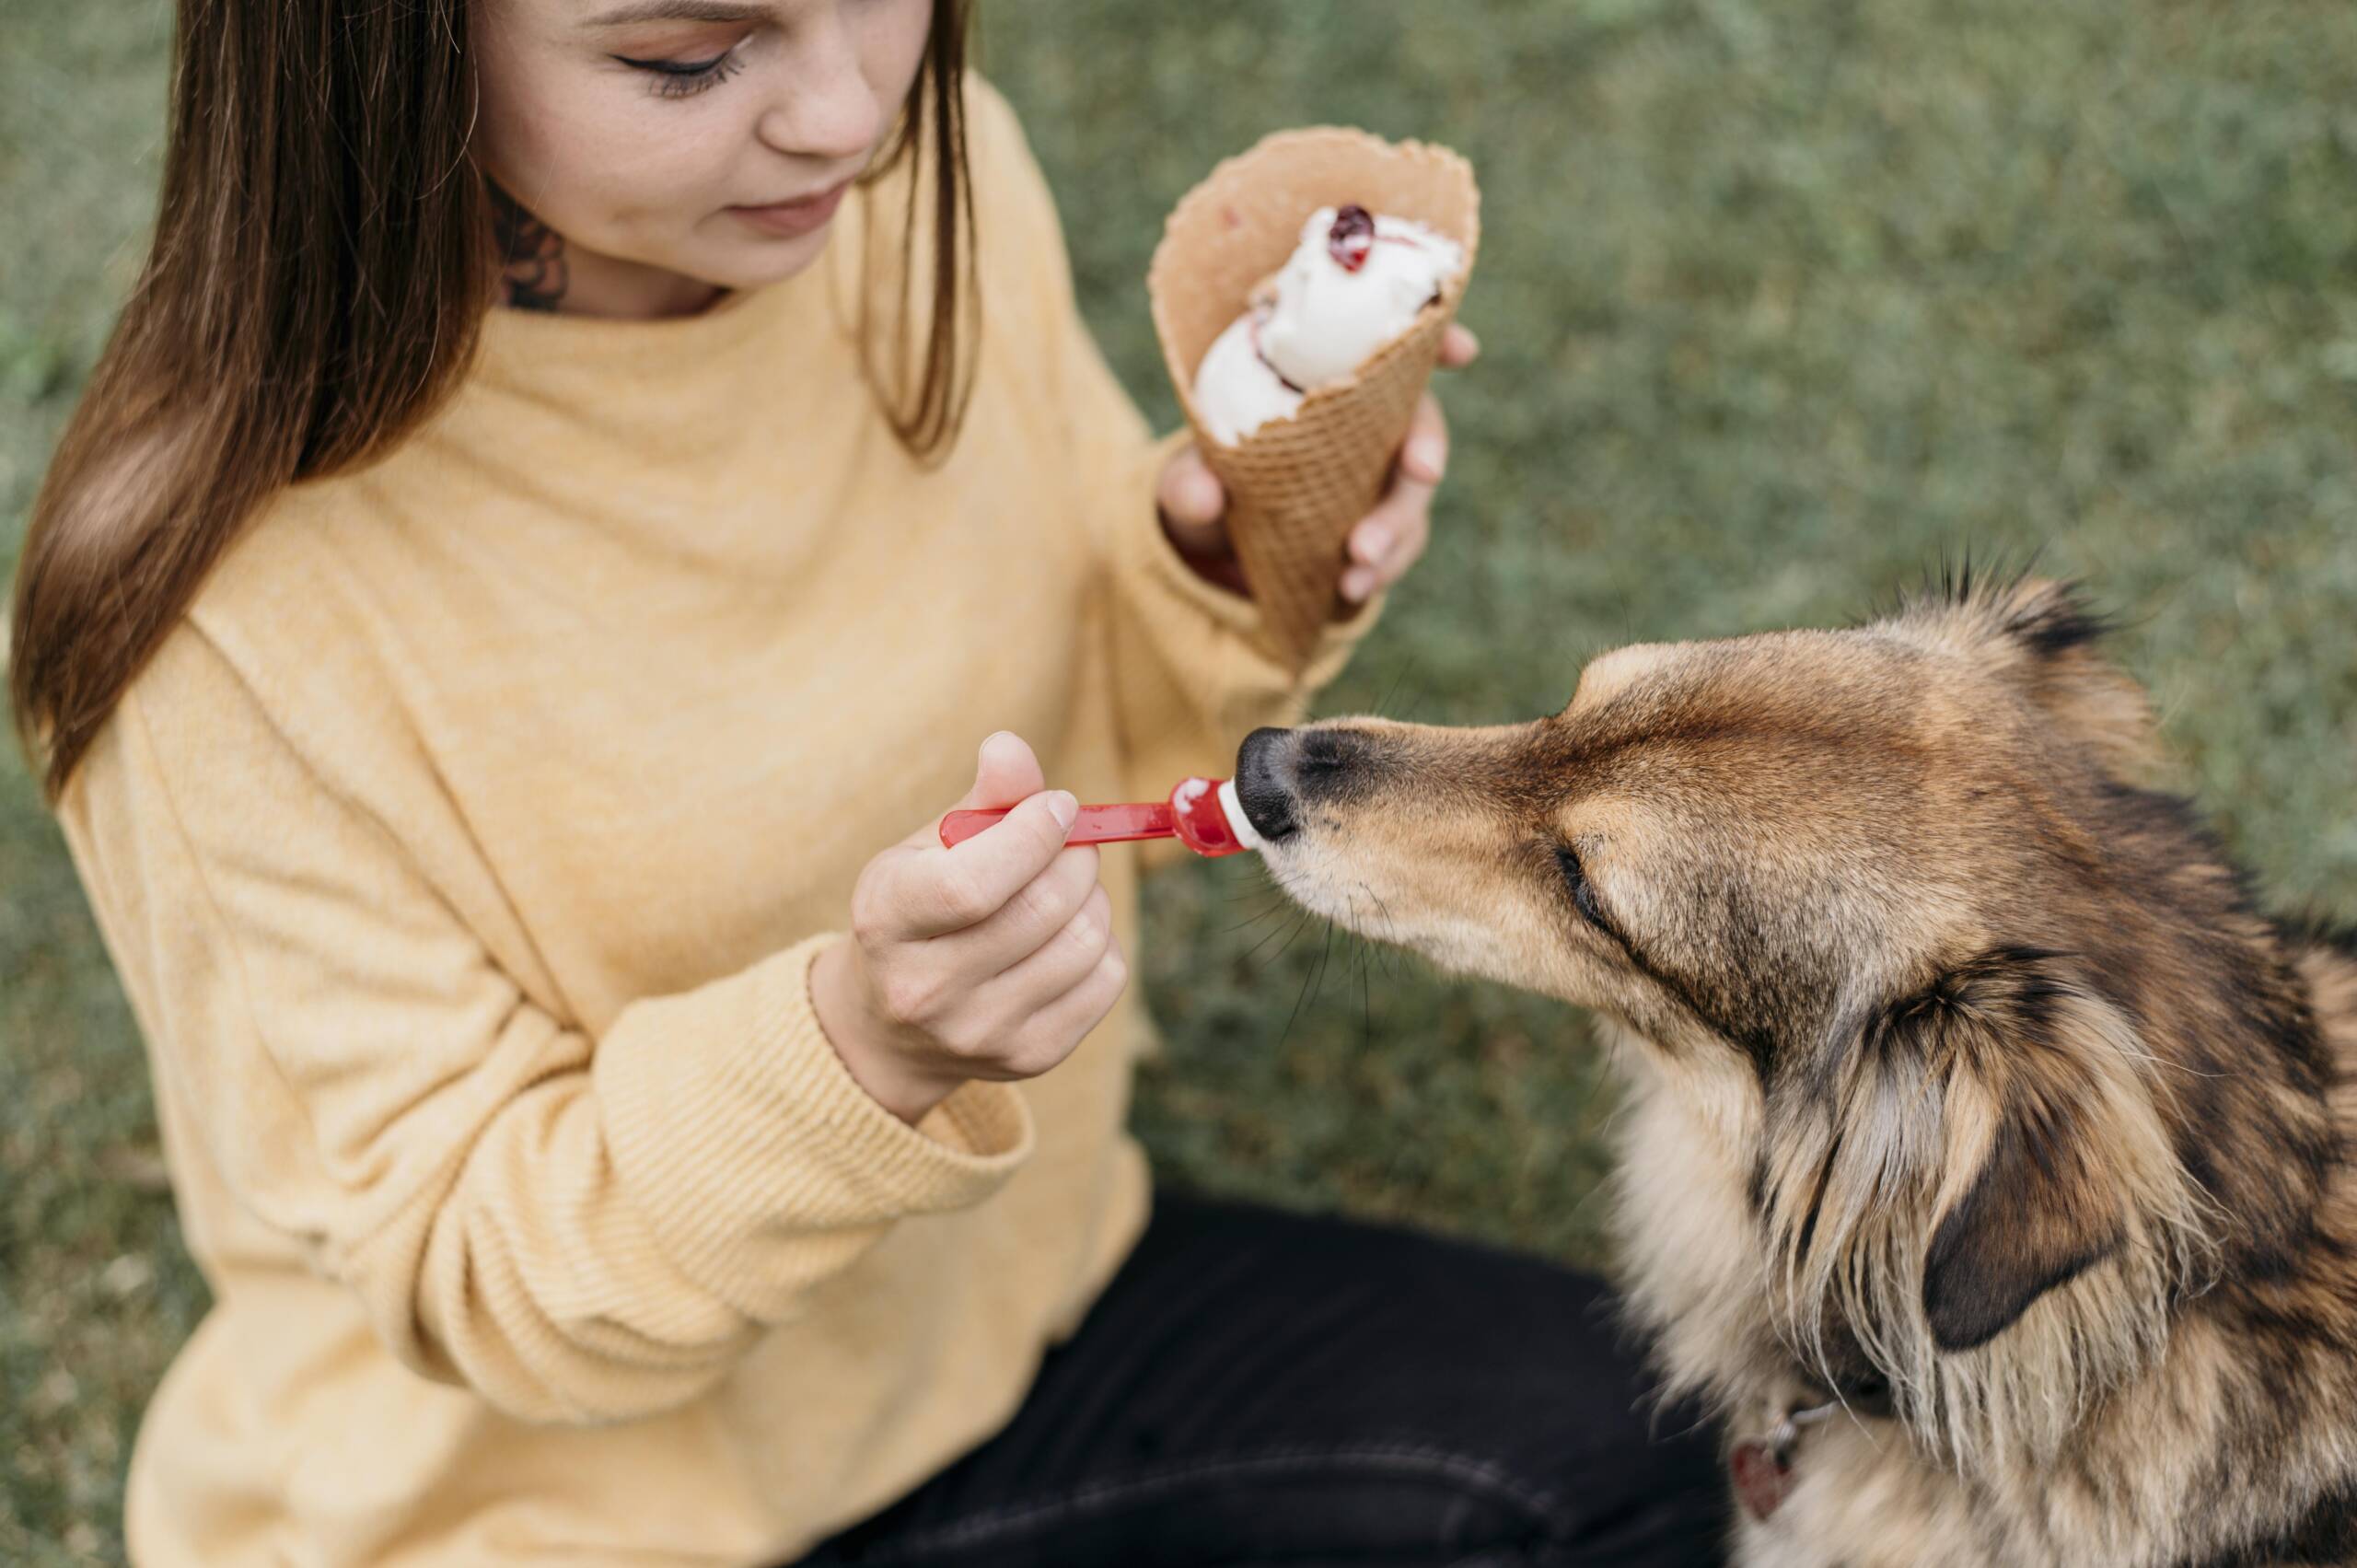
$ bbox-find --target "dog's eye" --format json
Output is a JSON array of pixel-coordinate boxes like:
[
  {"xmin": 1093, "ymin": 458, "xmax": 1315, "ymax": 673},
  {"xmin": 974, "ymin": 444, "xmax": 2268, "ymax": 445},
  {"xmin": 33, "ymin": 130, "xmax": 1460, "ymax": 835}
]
[{"xmin": 1555, "ymin": 844, "xmax": 1608, "ymax": 929}]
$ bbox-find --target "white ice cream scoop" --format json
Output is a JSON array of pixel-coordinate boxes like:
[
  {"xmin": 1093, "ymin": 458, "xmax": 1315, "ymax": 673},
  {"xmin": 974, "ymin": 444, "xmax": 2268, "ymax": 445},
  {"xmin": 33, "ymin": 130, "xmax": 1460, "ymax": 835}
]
[
  {"xmin": 1191, "ymin": 203, "xmax": 1465, "ymax": 445},
  {"xmin": 1258, "ymin": 204, "xmax": 1464, "ymax": 390},
  {"xmin": 1192, "ymin": 309, "xmax": 1305, "ymax": 447}
]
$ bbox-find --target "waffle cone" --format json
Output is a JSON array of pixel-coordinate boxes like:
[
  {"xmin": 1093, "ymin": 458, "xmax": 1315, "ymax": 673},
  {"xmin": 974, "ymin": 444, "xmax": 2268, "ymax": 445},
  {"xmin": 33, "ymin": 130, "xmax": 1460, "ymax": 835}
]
[{"xmin": 1149, "ymin": 128, "xmax": 1480, "ymax": 663}]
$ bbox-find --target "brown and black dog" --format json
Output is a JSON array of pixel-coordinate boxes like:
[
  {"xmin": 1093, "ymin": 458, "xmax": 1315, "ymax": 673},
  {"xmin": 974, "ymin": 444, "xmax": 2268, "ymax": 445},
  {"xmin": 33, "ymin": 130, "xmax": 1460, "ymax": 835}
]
[{"xmin": 1234, "ymin": 574, "xmax": 2357, "ymax": 1567}]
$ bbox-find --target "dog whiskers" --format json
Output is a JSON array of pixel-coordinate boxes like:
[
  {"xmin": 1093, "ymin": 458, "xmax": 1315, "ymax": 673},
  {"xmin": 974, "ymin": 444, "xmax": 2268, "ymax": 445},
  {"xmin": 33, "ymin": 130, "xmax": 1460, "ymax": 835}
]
[
  {"xmin": 1240, "ymin": 902, "xmax": 1313, "ymax": 965},
  {"xmin": 1216, "ymin": 901, "xmax": 1289, "ymax": 937},
  {"xmin": 1276, "ymin": 917, "xmax": 1339, "ymax": 1051},
  {"xmin": 1372, "ymin": 655, "xmax": 1419, "ymax": 723}
]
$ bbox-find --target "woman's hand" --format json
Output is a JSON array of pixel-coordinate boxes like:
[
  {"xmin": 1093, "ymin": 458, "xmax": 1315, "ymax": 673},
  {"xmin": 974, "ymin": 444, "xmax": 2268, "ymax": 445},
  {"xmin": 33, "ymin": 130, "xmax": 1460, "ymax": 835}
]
[
  {"xmin": 1156, "ymin": 321, "xmax": 1480, "ymax": 607},
  {"xmin": 808, "ymin": 732, "xmax": 1127, "ymax": 1125}
]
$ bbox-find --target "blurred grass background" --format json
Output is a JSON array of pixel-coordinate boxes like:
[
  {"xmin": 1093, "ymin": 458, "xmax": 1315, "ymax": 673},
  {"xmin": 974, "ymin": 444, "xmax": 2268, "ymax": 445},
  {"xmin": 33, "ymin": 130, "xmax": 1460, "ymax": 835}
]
[{"xmin": 5, "ymin": 0, "xmax": 2355, "ymax": 1559}]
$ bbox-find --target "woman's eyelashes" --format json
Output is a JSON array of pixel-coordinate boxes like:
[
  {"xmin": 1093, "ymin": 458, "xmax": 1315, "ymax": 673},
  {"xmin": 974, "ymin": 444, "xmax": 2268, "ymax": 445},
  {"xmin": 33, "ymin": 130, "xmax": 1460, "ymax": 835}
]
[{"xmin": 613, "ymin": 46, "xmax": 748, "ymax": 99}]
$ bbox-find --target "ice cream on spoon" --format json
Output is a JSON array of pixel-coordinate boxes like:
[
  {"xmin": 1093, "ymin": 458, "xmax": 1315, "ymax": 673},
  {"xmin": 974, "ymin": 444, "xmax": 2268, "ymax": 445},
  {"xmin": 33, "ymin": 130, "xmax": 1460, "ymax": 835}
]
[
  {"xmin": 939, "ymin": 777, "xmax": 1263, "ymax": 858},
  {"xmin": 1192, "ymin": 203, "xmax": 1467, "ymax": 446}
]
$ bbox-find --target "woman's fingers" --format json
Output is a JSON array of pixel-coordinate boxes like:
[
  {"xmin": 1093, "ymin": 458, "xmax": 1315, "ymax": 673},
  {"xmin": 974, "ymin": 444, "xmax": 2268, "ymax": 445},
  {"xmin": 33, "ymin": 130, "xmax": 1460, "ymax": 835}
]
[
  {"xmin": 1340, "ymin": 393, "xmax": 1446, "ymax": 603},
  {"xmin": 1003, "ymin": 942, "xmax": 1130, "ymax": 1076},
  {"xmin": 945, "ymin": 842, "xmax": 1103, "ymax": 973},
  {"xmin": 1397, "ymin": 391, "xmax": 1449, "ymax": 486},
  {"xmin": 1439, "ymin": 322, "xmax": 1480, "ymax": 369},
  {"xmin": 1155, "ymin": 444, "xmax": 1230, "ymax": 556},
  {"xmin": 977, "ymin": 881, "xmax": 1115, "ymax": 1014},
  {"xmin": 877, "ymin": 789, "xmax": 1074, "ymax": 940}
]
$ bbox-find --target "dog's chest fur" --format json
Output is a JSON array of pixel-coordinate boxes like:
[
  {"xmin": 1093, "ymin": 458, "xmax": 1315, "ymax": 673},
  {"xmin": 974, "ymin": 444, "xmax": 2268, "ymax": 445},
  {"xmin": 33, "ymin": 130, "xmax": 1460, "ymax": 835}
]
[{"xmin": 1600, "ymin": 936, "xmax": 2357, "ymax": 1568}]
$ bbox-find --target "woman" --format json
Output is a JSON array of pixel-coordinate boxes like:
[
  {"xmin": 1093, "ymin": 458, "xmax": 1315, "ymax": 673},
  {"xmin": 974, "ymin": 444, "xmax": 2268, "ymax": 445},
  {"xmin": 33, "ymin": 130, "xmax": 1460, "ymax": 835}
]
[{"xmin": 9, "ymin": 1, "xmax": 1727, "ymax": 1562}]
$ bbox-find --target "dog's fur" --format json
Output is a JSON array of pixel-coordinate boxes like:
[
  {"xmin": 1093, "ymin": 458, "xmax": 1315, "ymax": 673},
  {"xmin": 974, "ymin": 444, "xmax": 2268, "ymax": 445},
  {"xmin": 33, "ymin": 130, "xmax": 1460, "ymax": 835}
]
[{"xmin": 1236, "ymin": 575, "xmax": 2357, "ymax": 1567}]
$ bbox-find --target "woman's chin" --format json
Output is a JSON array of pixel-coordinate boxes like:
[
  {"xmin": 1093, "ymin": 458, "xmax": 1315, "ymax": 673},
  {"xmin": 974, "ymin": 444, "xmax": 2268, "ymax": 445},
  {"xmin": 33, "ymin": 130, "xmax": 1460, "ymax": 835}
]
[
  {"xmin": 563, "ymin": 229, "xmax": 836, "ymax": 318},
  {"xmin": 712, "ymin": 217, "xmax": 842, "ymax": 279}
]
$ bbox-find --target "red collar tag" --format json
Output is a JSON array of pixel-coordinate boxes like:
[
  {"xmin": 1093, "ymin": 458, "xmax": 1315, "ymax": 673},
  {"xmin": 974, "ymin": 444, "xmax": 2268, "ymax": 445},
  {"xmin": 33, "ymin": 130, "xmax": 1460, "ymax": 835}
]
[{"xmin": 1730, "ymin": 1440, "xmax": 1795, "ymax": 1522}]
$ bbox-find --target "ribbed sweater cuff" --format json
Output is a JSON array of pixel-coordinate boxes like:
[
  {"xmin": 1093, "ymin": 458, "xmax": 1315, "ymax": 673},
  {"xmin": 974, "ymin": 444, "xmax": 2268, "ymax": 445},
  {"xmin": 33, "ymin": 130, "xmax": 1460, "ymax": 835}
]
[{"xmin": 593, "ymin": 935, "xmax": 1033, "ymax": 1321}]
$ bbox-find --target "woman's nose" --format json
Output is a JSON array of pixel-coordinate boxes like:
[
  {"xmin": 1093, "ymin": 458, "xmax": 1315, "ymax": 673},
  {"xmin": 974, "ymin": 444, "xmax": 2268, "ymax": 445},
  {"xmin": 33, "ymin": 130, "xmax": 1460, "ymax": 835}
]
[{"xmin": 756, "ymin": 10, "xmax": 886, "ymax": 164}]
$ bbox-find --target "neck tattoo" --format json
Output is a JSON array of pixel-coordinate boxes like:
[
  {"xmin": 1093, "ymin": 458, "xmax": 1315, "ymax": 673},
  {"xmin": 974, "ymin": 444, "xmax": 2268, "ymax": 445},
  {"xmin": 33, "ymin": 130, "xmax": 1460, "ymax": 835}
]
[{"xmin": 488, "ymin": 180, "xmax": 569, "ymax": 313}]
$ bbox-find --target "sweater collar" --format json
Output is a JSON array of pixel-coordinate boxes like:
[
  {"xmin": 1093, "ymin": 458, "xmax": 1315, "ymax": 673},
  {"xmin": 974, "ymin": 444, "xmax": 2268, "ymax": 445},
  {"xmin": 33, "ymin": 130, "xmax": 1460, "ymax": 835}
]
[{"xmin": 468, "ymin": 242, "xmax": 828, "ymax": 396}]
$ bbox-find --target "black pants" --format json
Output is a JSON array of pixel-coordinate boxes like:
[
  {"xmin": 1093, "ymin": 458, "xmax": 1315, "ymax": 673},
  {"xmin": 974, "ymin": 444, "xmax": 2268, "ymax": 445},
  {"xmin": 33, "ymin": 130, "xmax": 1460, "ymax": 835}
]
[{"xmin": 795, "ymin": 1193, "xmax": 1730, "ymax": 1567}]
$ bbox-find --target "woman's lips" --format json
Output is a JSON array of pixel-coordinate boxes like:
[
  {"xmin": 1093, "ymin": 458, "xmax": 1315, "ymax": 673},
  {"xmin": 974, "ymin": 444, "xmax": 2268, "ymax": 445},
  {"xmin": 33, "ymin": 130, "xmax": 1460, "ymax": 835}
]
[{"xmin": 728, "ymin": 178, "xmax": 853, "ymax": 238}]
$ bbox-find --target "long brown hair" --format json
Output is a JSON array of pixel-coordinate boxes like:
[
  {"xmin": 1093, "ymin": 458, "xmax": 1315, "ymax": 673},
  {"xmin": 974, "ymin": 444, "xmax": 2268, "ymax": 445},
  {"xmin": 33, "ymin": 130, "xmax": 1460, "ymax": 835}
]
[{"xmin": 9, "ymin": 0, "xmax": 976, "ymax": 804}]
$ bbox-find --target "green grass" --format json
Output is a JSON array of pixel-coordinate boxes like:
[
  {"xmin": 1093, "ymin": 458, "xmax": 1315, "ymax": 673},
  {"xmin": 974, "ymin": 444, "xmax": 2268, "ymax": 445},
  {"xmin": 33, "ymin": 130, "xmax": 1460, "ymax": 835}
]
[{"xmin": 6, "ymin": 0, "xmax": 2355, "ymax": 1559}]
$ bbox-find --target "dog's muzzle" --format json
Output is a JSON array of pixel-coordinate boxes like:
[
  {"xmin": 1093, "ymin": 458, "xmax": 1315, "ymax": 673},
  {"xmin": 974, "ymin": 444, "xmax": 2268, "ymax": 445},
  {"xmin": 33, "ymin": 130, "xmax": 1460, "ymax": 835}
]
[{"xmin": 1236, "ymin": 725, "xmax": 1380, "ymax": 846}]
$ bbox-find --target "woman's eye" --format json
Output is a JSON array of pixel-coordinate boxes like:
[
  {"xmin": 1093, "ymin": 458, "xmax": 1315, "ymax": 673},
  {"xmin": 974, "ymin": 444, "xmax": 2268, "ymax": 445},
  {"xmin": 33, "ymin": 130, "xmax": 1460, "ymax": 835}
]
[
  {"xmin": 614, "ymin": 48, "xmax": 746, "ymax": 99},
  {"xmin": 1555, "ymin": 844, "xmax": 1608, "ymax": 929}
]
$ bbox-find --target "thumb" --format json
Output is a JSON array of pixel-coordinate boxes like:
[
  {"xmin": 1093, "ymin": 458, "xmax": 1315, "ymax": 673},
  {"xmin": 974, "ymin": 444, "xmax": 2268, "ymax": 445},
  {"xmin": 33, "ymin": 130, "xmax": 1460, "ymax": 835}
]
[
  {"xmin": 1155, "ymin": 445, "xmax": 1230, "ymax": 556},
  {"xmin": 958, "ymin": 730, "xmax": 1048, "ymax": 811}
]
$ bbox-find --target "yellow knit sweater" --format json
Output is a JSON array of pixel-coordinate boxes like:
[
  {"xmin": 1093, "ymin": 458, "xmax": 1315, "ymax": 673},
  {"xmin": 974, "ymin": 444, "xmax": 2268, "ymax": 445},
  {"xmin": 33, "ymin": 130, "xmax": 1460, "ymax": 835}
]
[{"xmin": 53, "ymin": 81, "xmax": 1376, "ymax": 1567}]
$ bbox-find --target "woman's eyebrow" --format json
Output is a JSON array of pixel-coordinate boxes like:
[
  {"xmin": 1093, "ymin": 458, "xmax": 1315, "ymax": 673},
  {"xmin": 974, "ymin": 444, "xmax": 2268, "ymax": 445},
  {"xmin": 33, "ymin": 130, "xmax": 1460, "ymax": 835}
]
[{"xmin": 583, "ymin": 1, "xmax": 772, "ymax": 26}]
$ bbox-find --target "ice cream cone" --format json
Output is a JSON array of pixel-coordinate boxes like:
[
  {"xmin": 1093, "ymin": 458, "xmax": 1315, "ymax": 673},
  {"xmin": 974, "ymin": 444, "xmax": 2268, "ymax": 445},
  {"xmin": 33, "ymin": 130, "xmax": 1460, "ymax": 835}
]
[{"xmin": 1149, "ymin": 128, "xmax": 1480, "ymax": 664}]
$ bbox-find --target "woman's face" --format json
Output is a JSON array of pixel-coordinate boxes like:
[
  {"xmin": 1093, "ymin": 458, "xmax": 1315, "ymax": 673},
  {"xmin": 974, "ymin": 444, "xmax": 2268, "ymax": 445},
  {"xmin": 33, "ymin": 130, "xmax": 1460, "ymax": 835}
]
[{"xmin": 471, "ymin": 0, "xmax": 934, "ymax": 316}]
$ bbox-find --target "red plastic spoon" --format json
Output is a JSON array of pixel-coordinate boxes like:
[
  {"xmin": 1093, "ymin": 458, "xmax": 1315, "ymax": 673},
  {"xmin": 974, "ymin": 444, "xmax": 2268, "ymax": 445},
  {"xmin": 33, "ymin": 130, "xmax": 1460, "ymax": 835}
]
[{"xmin": 940, "ymin": 776, "xmax": 1260, "ymax": 857}]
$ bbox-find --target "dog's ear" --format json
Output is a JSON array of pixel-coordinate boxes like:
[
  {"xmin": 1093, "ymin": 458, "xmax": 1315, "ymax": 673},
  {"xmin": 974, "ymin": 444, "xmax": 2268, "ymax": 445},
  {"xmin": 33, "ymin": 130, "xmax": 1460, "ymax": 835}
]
[
  {"xmin": 1886, "ymin": 949, "xmax": 2135, "ymax": 1352},
  {"xmin": 1892, "ymin": 572, "xmax": 2160, "ymax": 784}
]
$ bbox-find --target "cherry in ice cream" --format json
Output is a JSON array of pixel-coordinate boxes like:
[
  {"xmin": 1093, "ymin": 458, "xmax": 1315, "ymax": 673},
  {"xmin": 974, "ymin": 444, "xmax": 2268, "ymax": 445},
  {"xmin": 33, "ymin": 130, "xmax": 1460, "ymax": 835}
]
[{"xmin": 1327, "ymin": 203, "xmax": 1376, "ymax": 273}]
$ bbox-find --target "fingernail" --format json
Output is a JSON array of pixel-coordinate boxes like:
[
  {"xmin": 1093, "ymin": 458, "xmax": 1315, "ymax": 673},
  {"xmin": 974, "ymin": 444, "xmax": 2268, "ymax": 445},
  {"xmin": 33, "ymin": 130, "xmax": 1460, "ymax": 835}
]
[
  {"xmin": 1047, "ymin": 791, "xmax": 1078, "ymax": 829},
  {"xmin": 1341, "ymin": 567, "xmax": 1375, "ymax": 602},
  {"xmin": 1354, "ymin": 524, "xmax": 1393, "ymax": 564},
  {"xmin": 1407, "ymin": 436, "xmax": 1446, "ymax": 482}
]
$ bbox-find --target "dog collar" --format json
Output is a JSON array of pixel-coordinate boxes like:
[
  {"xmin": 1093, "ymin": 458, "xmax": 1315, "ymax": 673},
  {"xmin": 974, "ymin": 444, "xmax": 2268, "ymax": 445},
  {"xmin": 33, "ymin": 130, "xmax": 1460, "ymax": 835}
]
[
  {"xmin": 1731, "ymin": 1398, "xmax": 1836, "ymax": 1522},
  {"xmin": 1731, "ymin": 1373, "xmax": 1896, "ymax": 1523}
]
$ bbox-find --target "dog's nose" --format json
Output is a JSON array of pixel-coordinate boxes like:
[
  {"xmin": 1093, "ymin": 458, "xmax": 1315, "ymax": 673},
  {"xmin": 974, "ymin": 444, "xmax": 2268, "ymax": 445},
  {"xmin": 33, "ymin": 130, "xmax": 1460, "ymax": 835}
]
[{"xmin": 1234, "ymin": 726, "xmax": 1300, "ymax": 843}]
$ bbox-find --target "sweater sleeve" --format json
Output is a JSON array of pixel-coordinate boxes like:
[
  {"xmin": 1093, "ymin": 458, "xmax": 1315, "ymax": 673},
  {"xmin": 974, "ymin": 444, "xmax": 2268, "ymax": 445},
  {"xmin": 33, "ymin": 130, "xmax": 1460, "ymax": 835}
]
[
  {"xmin": 971, "ymin": 86, "xmax": 1388, "ymax": 830},
  {"xmin": 58, "ymin": 624, "xmax": 1033, "ymax": 1425}
]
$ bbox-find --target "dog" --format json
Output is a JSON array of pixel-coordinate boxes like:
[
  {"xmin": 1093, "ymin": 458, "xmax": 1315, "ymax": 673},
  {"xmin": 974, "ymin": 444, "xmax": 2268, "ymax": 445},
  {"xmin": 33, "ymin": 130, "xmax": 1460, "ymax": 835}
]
[{"xmin": 1231, "ymin": 574, "xmax": 2357, "ymax": 1566}]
